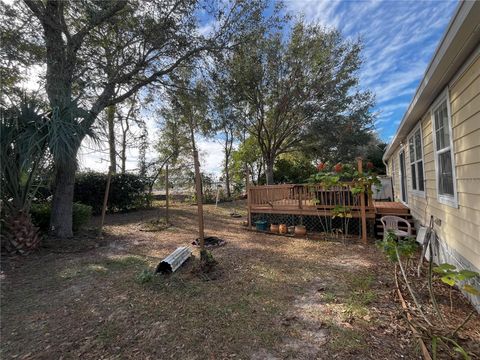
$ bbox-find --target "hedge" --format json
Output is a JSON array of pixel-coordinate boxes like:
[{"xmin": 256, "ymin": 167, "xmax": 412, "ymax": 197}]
[
  {"xmin": 31, "ymin": 202, "xmax": 92, "ymax": 233},
  {"xmin": 74, "ymin": 172, "xmax": 147, "ymax": 214}
]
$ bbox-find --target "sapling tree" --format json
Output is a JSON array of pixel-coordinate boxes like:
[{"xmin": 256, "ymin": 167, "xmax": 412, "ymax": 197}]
[{"xmin": 162, "ymin": 68, "xmax": 213, "ymax": 262}]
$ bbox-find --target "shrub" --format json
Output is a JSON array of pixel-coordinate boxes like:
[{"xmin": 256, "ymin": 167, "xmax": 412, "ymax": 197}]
[
  {"xmin": 136, "ymin": 269, "xmax": 154, "ymax": 284},
  {"xmin": 74, "ymin": 172, "xmax": 147, "ymax": 214},
  {"xmin": 31, "ymin": 202, "xmax": 92, "ymax": 233}
]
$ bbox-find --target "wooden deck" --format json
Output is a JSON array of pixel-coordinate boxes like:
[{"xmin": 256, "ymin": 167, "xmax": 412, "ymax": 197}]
[
  {"xmin": 247, "ymin": 184, "xmax": 411, "ymax": 242},
  {"xmin": 373, "ymin": 200, "xmax": 409, "ymax": 214}
]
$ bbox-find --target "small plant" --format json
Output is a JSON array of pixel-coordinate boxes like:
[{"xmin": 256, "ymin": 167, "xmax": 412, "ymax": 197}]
[
  {"xmin": 433, "ymin": 263, "xmax": 480, "ymax": 317},
  {"xmin": 136, "ymin": 269, "xmax": 154, "ymax": 284},
  {"xmin": 376, "ymin": 231, "xmax": 418, "ymax": 262},
  {"xmin": 377, "ymin": 229, "xmax": 480, "ymax": 359},
  {"xmin": 200, "ymin": 249, "xmax": 217, "ymax": 273},
  {"xmin": 331, "ymin": 205, "xmax": 352, "ymax": 219},
  {"xmin": 433, "ymin": 264, "xmax": 480, "ymax": 295}
]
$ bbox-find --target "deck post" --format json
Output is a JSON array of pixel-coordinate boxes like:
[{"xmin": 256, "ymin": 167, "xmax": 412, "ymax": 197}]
[
  {"xmin": 357, "ymin": 157, "xmax": 367, "ymax": 244},
  {"xmin": 299, "ymin": 186, "xmax": 303, "ymax": 209}
]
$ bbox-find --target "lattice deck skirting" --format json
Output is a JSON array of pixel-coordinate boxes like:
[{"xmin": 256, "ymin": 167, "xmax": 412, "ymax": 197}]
[{"xmin": 250, "ymin": 213, "xmax": 375, "ymax": 238}]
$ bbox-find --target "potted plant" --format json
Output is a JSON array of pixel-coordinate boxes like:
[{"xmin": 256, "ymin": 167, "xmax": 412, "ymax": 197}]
[
  {"xmin": 270, "ymin": 223, "xmax": 279, "ymax": 233},
  {"xmin": 294, "ymin": 225, "xmax": 306, "ymax": 236}
]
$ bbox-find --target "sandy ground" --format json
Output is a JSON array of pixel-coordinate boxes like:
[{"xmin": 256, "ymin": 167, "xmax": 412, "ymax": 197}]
[{"xmin": 1, "ymin": 202, "xmax": 478, "ymax": 359}]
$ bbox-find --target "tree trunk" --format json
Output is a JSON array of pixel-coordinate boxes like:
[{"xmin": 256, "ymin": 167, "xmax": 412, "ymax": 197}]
[
  {"xmin": 49, "ymin": 161, "xmax": 77, "ymax": 238},
  {"xmin": 265, "ymin": 158, "xmax": 274, "ymax": 185},
  {"xmin": 225, "ymin": 156, "xmax": 231, "ymax": 198},
  {"xmin": 107, "ymin": 105, "xmax": 117, "ymax": 173}
]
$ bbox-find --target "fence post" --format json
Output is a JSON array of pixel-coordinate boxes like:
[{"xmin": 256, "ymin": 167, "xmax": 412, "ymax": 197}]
[
  {"xmin": 298, "ymin": 186, "xmax": 303, "ymax": 209},
  {"xmin": 357, "ymin": 157, "xmax": 367, "ymax": 244}
]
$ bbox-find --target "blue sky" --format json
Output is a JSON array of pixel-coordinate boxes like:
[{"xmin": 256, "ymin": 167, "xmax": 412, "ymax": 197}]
[{"xmin": 286, "ymin": 0, "xmax": 458, "ymax": 141}]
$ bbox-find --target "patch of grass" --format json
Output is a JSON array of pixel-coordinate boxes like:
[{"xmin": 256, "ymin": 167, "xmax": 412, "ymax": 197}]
[
  {"xmin": 342, "ymin": 273, "xmax": 377, "ymax": 317},
  {"xmin": 136, "ymin": 269, "xmax": 154, "ymax": 284},
  {"xmin": 327, "ymin": 323, "xmax": 366, "ymax": 352},
  {"xmin": 96, "ymin": 322, "xmax": 121, "ymax": 345},
  {"xmin": 103, "ymin": 255, "xmax": 148, "ymax": 270},
  {"xmin": 86, "ymin": 264, "xmax": 109, "ymax": 274},
  {"xmin": 350, "ymin": 274, "xmax": 374, "ymax": 290},
  {"xmin": 58, "ymin": 266, "xmax": 83, "ymax": 279},
  {"xmin": 322, "ymin": 291, "xmax": 337, "ymax": 303},
  {"xmin": 345, "ymin": 290, "xmax": 376, "ymax": 317}
]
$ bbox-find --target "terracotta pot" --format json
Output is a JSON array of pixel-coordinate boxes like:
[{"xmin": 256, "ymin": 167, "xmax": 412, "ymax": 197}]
[
  {"xmin": 270, "ymin": 224, "xmax": 279, "ymax": 233},
  {"xmin": 279, "ymin": 224, "xmax": 288, "ymax": 234},
  {"xmin": 294, "ymin": 225, "xmax": 307, "ymax": 236}
]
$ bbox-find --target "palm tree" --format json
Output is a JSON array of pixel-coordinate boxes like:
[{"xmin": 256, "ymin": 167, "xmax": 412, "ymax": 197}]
[{"xmin": 0, "ymin": 99, "xmax": 49, "ymax": 254}]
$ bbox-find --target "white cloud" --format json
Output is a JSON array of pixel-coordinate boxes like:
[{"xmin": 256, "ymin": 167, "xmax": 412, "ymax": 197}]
[
  {"xmin": 286, "ymin": 0, "xmax": 457, "ymax": 139},
  {"xmin": 197, "ymin": 138, "xmax": 225, "ymax": 176}
]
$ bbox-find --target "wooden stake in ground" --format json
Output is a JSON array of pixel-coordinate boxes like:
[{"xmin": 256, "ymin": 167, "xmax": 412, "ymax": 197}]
[
  {"xmin": 193, "ymin": 149, "xmax": 205, "ymax": 257},
  {"xmin": 98, "ymin": 166, "xmax": 113, "ymax": 237},
  {"xmin": 246, "ymin": 167, "xmax": 251, "ymax": 228},
  {"xmin": 165, "ymin": 163, "xmax": 169, "ymax": 224}
]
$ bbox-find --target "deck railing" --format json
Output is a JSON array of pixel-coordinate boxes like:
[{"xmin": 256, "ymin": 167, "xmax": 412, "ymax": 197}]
[
  {"xmin": 248, "ymin": 183, "xmax": 374, "ymax": 211},
  {"xmin": 246, "ymin": 159, "xmax": 375, "ymax": 242},
  {"xmin": 247, "ymin": 182, "xmax": 374, "ymax": 243}
]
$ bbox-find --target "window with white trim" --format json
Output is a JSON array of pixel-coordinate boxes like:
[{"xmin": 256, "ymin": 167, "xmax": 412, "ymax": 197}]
[
  {"xmin": 408, "ymin": 127, "xmax": 424, "ymax": 193},
  {"xmin": 432, "ymin": 96, "xmax": 457, "ymax": 206}
]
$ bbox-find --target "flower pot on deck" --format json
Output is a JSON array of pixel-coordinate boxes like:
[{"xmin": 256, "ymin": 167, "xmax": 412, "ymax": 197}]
[
  {"xmin": 254, "ymin": 220, "xmax": 268, "ymax": 231},
  {"xmin": 270, "ymin": 224, "xmax": 279, "ymax": 233},
  {"xmin": 279, "ymin": 224, "xmax": 288, "ymax": 234},
  {"xmin": 294, "ymin": 225, "xmax": 307, "ymax": 236}
]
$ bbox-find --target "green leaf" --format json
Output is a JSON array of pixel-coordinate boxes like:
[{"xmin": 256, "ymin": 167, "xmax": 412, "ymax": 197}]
[
  {"xmin": 433, "ymin": 263, "xmax": 456, "ymax": 273},
  {"xmin": 452, "ymin": 345, "xmax": 471, "ymax": 360},
  {"xmin": 463, "ymin": 284, "xmax": 480, "ymax": 296},
  {"xmin": 440, "ymin": 275, "xmax": 456, "ymax": 286},
  {"xmin": 457, "ymin": 270, "xmax": 479, "ymax": 280}
]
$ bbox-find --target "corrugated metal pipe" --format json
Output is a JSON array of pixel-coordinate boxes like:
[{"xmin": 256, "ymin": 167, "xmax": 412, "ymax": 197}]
[{"xmin": 155, "ymin": 246, "xmax": 192, "ymax": 274}]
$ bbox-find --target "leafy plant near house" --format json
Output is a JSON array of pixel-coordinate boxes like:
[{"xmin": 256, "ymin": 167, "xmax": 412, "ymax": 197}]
[
  {"xmin": 309, "ymin": 160, "xmax": 380, "ymax": 240},
  {"xmin": 377, "ymin": 230, "xmax": 480, "ymax": 359}
]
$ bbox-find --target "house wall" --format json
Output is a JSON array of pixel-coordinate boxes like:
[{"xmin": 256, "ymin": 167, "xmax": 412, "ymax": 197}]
[{"xmin": 386, "ymin": 51, "xmax": 480, "ymax": 309}]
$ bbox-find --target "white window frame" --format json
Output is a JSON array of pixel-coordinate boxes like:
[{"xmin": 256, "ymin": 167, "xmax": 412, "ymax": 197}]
[
  {"xmin": 407, "ymin": 124, "xmax": 425, "ymax": 198},
  {"xmin": 398, "ymin": 148, "xmax": 408, "ymax": 205},
  {"xmin": 431, "ymin": 88, "xmax": 458, "ymax": 208}
]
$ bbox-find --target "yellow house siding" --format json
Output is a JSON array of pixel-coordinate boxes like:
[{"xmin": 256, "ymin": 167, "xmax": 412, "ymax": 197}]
[{"xmin": 386, "ymin": 53, "xmax": 480, "ymax": 269}]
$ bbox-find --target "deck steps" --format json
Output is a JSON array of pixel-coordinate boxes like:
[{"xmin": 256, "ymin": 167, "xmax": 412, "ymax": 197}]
[{"xmin": 374, "ymin": 202, "xmax": 415, "ymax": 239}]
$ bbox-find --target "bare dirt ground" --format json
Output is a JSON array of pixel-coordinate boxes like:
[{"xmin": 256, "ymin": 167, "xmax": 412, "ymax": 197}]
[{"xmin": 1, "ymin": 202, "xmax": 478, "ymax": 359}]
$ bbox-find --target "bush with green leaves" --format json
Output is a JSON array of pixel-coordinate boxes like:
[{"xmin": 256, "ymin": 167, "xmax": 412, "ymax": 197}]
[
  {"xmin": 74, "ymin": 172, "xmax": 147, "ymax": 214},
  {"xmin": 31, "ymin": 202, "xmax": 92, "ymax": 233},
  {"xmin": 376, "ymin": 231, "xmax": 419, "ymax": 262}
]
